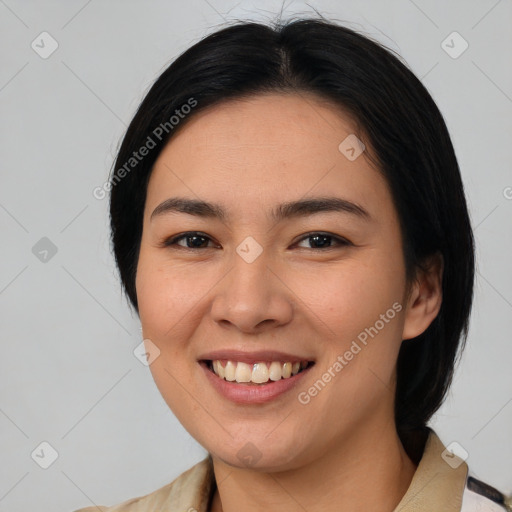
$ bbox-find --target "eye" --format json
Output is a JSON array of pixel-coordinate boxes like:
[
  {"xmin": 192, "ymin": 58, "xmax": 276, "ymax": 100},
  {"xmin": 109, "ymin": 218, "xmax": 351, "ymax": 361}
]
[
  {"xmin": 295, "ymin": 232, "xmax": 352, "ymax": 250},
  {"xmin": 161, "ymin": 231, "xmax": 352, "ymax": 251},
  {"xmin": 162, "ymin": 231, "xmax": 218, "ymax": 250}
]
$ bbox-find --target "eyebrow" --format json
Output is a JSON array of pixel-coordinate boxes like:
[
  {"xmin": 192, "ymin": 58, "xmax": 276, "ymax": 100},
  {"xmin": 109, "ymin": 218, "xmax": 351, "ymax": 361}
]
[{"xmin": 150, "ymin": 196, "xmax": 371, "ymax": 223}]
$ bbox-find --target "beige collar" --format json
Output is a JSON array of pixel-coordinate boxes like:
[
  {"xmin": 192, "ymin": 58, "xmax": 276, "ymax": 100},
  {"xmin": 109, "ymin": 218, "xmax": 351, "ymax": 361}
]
[{"xmin": 393, "ymin": 429, "xmax": 468, "ymax": 511}]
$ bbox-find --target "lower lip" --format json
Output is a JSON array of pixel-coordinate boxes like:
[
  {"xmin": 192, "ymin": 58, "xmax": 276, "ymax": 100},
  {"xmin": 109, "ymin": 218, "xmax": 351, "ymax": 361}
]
[{"xmin": 200, "ymin": 362, "xmax": 313, "ymax": 404}]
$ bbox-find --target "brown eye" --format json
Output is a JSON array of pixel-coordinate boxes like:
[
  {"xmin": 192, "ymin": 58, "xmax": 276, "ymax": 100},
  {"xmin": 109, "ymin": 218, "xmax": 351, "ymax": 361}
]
[
  {"xmin": 295, "ymin": 232, "xmax": 352, "ymax": 250},
  {"xmin": 163, "ymin": 232, "xmax": 217, "ymax": 249},
  {"xmin": 161, "ymin": 231, "xmax": 352, "ymax": 251}
]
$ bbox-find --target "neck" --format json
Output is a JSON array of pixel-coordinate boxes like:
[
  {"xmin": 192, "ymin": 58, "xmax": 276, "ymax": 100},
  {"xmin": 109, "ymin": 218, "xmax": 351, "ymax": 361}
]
[{"xmin": 210, "ymin": 421, "xmax": 417, "ymax": 512}]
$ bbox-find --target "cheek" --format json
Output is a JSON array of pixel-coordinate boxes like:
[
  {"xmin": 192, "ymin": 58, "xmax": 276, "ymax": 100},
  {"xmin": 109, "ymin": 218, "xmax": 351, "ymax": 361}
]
[
  {"xmin": 136, "ymin": 252, "xmax": 203, "ymax": 341},
  {"xmin": 296, "ymin": 257, "xmax": 405, "ymax": 338},
  {"xmin": 293, "ymin": 251, "xmax": 406, "ymax": 394},
  {"xmin": 136, "ymin": 255, "xmax": 202, "ymax": 414}
]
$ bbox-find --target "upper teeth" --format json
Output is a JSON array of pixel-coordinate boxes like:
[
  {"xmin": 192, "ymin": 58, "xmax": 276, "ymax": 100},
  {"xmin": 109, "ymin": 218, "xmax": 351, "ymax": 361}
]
[{"xmin": 211, "ymin": 360, "xmax": 309, "ymax": 384}]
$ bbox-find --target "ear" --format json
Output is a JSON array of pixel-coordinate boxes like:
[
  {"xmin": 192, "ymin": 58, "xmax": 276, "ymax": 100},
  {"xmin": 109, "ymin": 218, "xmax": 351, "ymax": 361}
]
[{"xmin": 402, "ymin": 253, "xmax": 444, "ymax": 341}]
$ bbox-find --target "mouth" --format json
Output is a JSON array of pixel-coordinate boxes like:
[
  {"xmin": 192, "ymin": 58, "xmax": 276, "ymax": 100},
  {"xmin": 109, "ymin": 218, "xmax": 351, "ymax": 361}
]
[
  {"xmin": 202, "ymin": 359, "xmax": 315, "ymax": 385},
  {"xmin": 197, "ymin": 349, "xmax": 315, "ymax": 405},
  {"xmin": 197, "ymin": 350, "xmax": 316, "ymax": 403}
]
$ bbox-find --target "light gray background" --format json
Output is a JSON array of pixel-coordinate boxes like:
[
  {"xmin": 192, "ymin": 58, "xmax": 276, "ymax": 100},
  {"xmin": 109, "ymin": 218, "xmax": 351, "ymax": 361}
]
[{"xmin": 1, "ymin": 1, "xmax": 511, "ymax": 511}]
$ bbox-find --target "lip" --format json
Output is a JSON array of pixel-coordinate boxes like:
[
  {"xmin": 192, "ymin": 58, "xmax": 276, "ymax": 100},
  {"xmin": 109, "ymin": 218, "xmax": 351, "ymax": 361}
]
[
  {"xmin": 197, "ymin": 349, "xmax": 313, "ymax": 365},
  {"xmin": 199, "ymin": 359, "xmax": 315, "ymax": 404}
]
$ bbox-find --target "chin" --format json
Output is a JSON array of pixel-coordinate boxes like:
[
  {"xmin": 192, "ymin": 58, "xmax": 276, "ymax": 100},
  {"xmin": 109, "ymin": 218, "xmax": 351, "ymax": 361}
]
[{"xmin": 207, "ymin": 434, "xmax": 310, "ymax": 472}]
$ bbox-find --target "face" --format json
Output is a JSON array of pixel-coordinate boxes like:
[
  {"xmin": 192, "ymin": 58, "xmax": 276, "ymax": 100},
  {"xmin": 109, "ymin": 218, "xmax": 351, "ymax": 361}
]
[{"xmin": 136, "ymin": 92, "xmax": 415, "ymax": 471}]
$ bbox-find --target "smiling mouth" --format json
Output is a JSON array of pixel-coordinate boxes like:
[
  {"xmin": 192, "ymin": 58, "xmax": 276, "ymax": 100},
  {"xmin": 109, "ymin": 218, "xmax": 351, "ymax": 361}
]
[{"xmin": 202, "ymin": 360, "xmax": 315, "ymax": 385}]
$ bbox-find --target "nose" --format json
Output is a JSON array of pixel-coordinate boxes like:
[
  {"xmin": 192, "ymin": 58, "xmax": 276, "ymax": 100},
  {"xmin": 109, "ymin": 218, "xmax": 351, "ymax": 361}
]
[{"xmin": 210, "ymin": 249, "xmax": 294, "ymax": 334}]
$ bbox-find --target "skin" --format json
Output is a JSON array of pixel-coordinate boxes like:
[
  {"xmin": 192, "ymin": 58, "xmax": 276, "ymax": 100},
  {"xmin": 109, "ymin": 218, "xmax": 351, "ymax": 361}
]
[{"xmin": 135, "ymin": 92, "xmax": 443, "ymax": 512}]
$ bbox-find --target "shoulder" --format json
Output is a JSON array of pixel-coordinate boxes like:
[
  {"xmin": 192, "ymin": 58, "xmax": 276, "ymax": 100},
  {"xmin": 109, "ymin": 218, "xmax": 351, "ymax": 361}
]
[
  {"xmin": 461, "ymin": 475, "xmax": 512, "ymax": 512},
  {"xmin": 398, "ymin": 428, "xmax": 511, "ymax": 512},
  {"xmin": 72, "ymin": 456, "xmax": 213, "ymax": 512}
]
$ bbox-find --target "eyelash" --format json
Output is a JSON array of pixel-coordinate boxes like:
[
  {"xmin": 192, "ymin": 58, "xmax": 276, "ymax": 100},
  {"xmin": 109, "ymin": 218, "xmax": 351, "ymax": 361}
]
[{"xmin": 161, "ymin": 231, "xmax": 352, "ymax": 251}]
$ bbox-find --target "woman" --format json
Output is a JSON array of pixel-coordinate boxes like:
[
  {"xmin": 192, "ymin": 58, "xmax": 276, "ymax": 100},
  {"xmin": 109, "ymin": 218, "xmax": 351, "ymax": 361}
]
[{"xmin": 75, "ymin": 17, "xmax": 510, "ymax": 512}]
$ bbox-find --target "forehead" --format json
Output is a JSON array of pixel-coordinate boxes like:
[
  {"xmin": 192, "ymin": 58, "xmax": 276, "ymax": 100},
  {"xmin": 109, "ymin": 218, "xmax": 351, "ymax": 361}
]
[
  {"xmin": 146, "ymin": 92, "xmax": 390, "ymax": 221},
  {"xmin": 161, "ymin": 92, "xmax": 358, "ymax": 152}
]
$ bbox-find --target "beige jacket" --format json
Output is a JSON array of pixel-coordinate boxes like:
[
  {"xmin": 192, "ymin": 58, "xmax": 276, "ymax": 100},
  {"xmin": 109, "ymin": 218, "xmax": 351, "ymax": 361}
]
[{"xmin": 74, "ymin": 429, "xmax": 510, "ymax": 511}]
